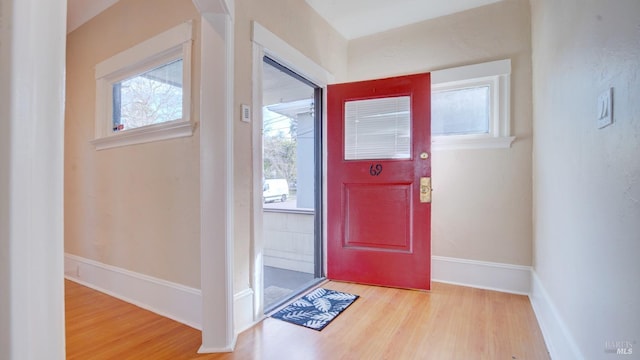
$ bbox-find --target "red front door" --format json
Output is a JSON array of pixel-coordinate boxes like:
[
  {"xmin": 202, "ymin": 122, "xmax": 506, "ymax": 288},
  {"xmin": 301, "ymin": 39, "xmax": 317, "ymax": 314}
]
[{"xmin": 327, "ymin": 73, "xmax": 431, "ymax": 290}]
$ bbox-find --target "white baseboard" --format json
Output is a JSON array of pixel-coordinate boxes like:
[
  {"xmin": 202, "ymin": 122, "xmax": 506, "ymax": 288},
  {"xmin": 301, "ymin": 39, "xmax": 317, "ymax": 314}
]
[
  {"xmin": 234, "ymin": 288, "xmax": 255, "ymax": 334},
  {"xmin": 64, "ymin": 253, "xmax": 202, "ymax": 330},
  {"xmin": 65, "ymin": 253, "xmax": 542, "ymax": 347},
  {"xmin": 431, "ymin": 255, "xmax": 531, "ymax": 295},
  {"xmin": 65, "ymin": 253, "xmax": 262, "ymax": 340},
  {"xmin": 529, "ymin": 271, "xmax": 583, "ymax": 360},
  {"xmin": 198, "ymin": 342, "xmax": 236, "ymax": 354}
]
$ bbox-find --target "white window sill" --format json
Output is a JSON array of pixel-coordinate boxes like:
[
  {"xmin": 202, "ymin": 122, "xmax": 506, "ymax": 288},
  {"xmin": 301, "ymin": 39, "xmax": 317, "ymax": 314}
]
[
  {"xmin": 432, "ymin": 135, "xmax": 515, "ymax": 151},
  {"xmin": 91, "ymin": 120, "xmax": 194, "ymax": 150}
]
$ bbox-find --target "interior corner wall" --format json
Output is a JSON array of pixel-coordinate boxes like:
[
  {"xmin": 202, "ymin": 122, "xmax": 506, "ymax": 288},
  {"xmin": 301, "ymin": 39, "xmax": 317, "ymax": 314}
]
[
  {"xmin": 64, "ymin": 0, "xmax": 202, "ymax": 289},
  {"xmin": 232, "ymin": 0, "xmax": 347, "ymax": 294},
  {"xmin": 531, "ymin": 0, "xmax": 640, "ymax": 358},
  {"xmin": 347, "ymin": 0, "xmax": 534, "ymax": 267}
]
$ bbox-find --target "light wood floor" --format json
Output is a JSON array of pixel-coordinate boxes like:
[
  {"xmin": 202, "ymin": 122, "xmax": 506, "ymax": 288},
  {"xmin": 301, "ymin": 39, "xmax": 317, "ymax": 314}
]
[{"xmin": 65, "ymin": 280, "xmax": 549, "ymax": 359}]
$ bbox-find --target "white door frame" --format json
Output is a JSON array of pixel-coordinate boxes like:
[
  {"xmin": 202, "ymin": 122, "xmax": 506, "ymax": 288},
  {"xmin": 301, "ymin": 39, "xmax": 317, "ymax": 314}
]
[{"xmin": 250, "ymin": 22, "xmax": 333, "ymax": 319}]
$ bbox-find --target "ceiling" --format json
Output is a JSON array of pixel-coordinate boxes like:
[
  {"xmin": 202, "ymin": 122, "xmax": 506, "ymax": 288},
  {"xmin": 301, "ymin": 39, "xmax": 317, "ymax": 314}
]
[
  {"xmin": 305, "ymin": 0, "xmax": 503, "ymax": 39},
  {"xmin": 68, "ymin": 0, "xmax": 503, "ymax": 38}
]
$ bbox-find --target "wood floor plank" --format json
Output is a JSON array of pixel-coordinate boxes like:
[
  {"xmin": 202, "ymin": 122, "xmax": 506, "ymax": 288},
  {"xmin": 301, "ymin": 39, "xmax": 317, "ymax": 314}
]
[{"xmin": 65, "ymin": 280, "xmax": 549, "ymax": 359}]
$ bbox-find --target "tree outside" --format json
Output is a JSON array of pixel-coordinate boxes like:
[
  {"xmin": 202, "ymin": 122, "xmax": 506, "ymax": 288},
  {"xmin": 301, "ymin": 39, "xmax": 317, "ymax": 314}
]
[
  {"xmin": 263, "ymin": 107, "xmax": 297, "ymax": 191},
  {"xmin": 114, "ymin": 59, "xmax": 183, "ymax": 131}
]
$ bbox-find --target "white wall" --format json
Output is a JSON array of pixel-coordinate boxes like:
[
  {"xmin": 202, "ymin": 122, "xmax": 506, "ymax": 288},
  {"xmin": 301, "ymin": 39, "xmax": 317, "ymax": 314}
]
[
  {"xmin": 0, "ymin": 0, "xmax": 67, "ymax": 358},
  {"xmin": 348, "ymin": 0, "xmax": 533, "ymax": 267},
  {"xmin": 531, "ymin": 0, "xmax": 640, "ymax": 358}
]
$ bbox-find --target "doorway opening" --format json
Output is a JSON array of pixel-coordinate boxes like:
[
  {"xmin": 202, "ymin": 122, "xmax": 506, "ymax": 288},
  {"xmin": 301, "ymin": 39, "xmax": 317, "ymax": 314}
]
[{"xmin": 261, "ymin": 56, "xmax": 324, "ymax": 312}]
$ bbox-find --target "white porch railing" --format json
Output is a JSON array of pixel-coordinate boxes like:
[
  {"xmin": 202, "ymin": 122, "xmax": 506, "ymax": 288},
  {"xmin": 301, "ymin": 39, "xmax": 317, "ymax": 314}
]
[{"xmin": 263, "ymin": 209, "xmax": 315, "ymax": 274}]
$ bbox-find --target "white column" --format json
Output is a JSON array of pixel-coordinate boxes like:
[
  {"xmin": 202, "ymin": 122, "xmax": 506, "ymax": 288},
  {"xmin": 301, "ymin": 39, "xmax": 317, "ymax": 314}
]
[
  {"xmin": 0, "ymin": 0, "xmax": 67, "ymax": 359},
  {"xmin": 199, "ymin": 12, "xmax": 236, "ymax": 352}
]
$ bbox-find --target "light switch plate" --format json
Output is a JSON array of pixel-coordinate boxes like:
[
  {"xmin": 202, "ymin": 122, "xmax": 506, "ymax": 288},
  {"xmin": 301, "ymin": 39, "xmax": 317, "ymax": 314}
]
[
  {"xmin": 241, "ymin": 104, "xmax": 251, "ymax": 123},
  {"xmin": 597, "ymin": 88, "xmax": 613, "ymax": 129}
]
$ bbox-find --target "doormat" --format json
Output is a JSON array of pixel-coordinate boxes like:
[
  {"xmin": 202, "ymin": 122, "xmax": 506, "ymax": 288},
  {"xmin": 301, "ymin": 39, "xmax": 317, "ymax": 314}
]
[
  {"xmin": 271, "ymin": 288, "xmax": 359, "ymax": 331},
  {"xmin": 264, "ymin": 286, "xmax": 293, "ymax": 307}
]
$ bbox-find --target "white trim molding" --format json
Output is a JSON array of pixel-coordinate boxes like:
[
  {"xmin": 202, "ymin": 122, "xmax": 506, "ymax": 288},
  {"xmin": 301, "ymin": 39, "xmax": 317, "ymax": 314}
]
[
  {"xmin": 431, "ymin": 135, "xmax": 516, "ymax": 151},
  {"xmin": 192, "ymin": 0, "xmax": 234, "ymax": 19},
  {"xmin": 431, "ymin": 59, "xmax": 515, "ymax": 151},
  {"xmin": 251, "ymin": 22, "xmax": 334, "ymax": 87},
  {"xmin": 64, "ymin": 253, "xmax": 202, "ymax": 330},
  {"xmin": 431, "ymin": 59, "xmax": 511, "ymax": 84},
  {"xmin": 92, "ymin": 20, "xmax": 194, "ymax": 150},
  {"xmin": 250, "ymin": 40, "xmax": 266, "ymax": 320},
  {"xmin": 234, "ymin": 288, "xmax": 256, "ymax": 334},
  {"xmin": 91, "ymin": 120, "xmax": 194, "ymax": 150},
  {"xmin": 530, "ymin": 271, "xmax": 584, "ymax": 360},
  {"xmin": 431, "ymin": 255, "xmax": 531, "ymax": 295},
  {"xmin": 250, "ymin": 21, "xmax": 333, "ymax": 324}
]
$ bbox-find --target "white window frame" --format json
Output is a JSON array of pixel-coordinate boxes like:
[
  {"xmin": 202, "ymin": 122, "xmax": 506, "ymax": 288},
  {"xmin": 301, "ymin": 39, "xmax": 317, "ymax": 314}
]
[
  {"xmin": 431, "ymin": 59, "xmax": 515, "ymax": 150},
  {"xmin": 91, "ymin": 21, "xmax": 194, "ymax": 150}
]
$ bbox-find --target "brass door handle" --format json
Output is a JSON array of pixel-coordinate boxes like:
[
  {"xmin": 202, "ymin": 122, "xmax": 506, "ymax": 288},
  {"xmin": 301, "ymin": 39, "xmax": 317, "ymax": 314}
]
[{"xmin": 420, "ymin": 177, "xmax": 431, "ymax": 203}]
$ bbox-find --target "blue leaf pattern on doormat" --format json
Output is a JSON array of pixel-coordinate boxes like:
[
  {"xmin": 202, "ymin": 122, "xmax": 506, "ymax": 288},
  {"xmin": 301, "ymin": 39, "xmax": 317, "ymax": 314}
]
[
  {"xmin": 306, "ymin": 288, "xmax": 327, "ymax": 300},
  {"xmin": 311, "ymin": 312, "xmax": 338, "ymax": 321},
  {"xmin": 313, "ymin": 298, "xmax": 331, "ymax": 312},
  {"xmin": 303, "ymin": 320, "xmax": 326, "ymax": 329},
  {"xmin": 291, "ymin": 299, "xmax": 313, "ymax": 307},
  {"xmin": 331, "ymin": 301, "xmax": 353, "ymax": 312},
  {"xmin": 281, "ymin": 311, "xmax": 316, "ymax": 321},
  {"xmin": 325, "ymin": 292, "xmax": 357, "ymax": 301},
  {"xmin": 271, "ymin": 288, "xmax": 359, "ymax": 331}
]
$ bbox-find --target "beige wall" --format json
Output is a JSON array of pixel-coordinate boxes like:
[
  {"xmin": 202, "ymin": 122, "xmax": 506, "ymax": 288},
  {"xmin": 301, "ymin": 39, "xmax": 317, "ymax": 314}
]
[
  {"xmin": 348, "ymin": 0, "xmax": 533, "ymax": 266},
  {"xmin": 531, "ymin": 0, "xmax": 640, "ymax": 357},
  {"xmin": 232, "ymin": 0, "xmax": 347, "ymax": 292},
  {"xmin": 65, "ymin": 0, "xmax": 202, "ymax": 288},
  {"xmin": 65, "ymin": 0, "xmax": 347, "ymax": 295},
  {"xmin": 64, "ymin": 0, "xmax": 541, "ymax": 314}
]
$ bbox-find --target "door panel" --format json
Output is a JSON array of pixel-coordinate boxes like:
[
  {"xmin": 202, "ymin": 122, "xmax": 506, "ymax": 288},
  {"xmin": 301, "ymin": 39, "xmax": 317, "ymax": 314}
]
[
  {"xmin": 327, "ymin": 73, "xmax": 431, "ymax": 290},
  {"xmin": 344, "ymin": 183, "xmax": 412, "ymax": 251}
]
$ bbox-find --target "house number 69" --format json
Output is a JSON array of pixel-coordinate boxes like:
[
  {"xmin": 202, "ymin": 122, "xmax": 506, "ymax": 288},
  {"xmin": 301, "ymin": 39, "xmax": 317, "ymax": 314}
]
[{"xmin": 369, "ymin": 164, "xmax": 383, "ymax": 176}]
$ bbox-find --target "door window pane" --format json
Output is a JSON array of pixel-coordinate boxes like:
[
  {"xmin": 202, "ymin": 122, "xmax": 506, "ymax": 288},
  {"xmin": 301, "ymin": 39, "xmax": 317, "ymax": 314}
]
[
  {"xmin": 432, "ymin": 85, "xmax": 489, "ymax": 136},
  {"xmin": 344, "ymin": 96, "xmax": 411, "ymax": 160}
]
